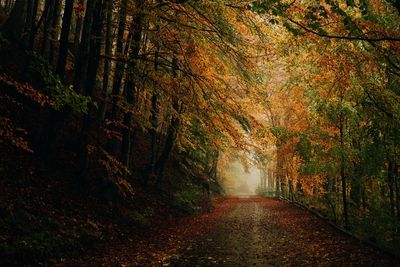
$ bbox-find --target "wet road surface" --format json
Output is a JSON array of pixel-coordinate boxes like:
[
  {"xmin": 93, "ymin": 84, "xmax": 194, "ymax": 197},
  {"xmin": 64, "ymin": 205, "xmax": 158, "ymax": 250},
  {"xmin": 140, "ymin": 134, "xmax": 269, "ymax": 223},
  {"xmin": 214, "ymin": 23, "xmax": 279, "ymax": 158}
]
[{"xmin": 172, "ymin": 196, "xmax": 398, "ymax": 266}]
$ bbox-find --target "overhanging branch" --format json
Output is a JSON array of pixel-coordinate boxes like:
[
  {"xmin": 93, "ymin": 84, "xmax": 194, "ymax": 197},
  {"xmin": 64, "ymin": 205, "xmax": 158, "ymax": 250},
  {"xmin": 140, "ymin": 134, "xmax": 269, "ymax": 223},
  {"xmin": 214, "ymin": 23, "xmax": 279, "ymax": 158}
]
[{"xmin": 288, "ymin": 18, "xmax": 400, "ymax": 42}]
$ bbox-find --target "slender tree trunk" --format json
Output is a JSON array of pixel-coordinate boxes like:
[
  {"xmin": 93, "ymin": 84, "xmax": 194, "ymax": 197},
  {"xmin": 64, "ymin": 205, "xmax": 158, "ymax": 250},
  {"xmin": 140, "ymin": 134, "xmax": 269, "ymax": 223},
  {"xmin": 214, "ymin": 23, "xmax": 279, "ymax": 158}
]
[
  {"xmin": 1, "ymin": 0, "xmax": 27, "ymax": 43},
  {"xmin": 73, "ymin": 0, "xmax": 85, "ymax": 55},
  {"xmin": 24, "ymin": 0, "xmax": 33, "ymax": 47},
  {"xmin": 78, "ymin": 0, "xmax": 104, "ymax": 181},
  {"xmin": 361, "ymin": 185, "xmax": 366, "ymax": 210},
  {"xmin": 41, "ymin": 0, "xmax": 53, "ymax": 59},
  {"xmin": 56, "ymin": 0, "xmax": 75, "ymax": 80},
  {"xmin": 150, "ymin": 90, "xmax": 159, "ymax": 173},
  {"xmin": 394, "ymin": 0, "xmax": 400, "ymax": 14},
  {"xmin": 5, "ymin": 0, "xmax": 13, "ymax": 12},
  {"xmin": 74, "ymin": 0, "xmax": 97, "ymax": 93},
  {"xmin": 99, "ymin": 0, "xmax": 113, "ymax": 120},
  {"xmin": 288, "ymin": 179, "xmax": 294, "ymax": 201},
  {"xmin": 49, "ymin": 0, "xmax": 61, "ymax": 66},
  {"xmin": 154, "ymin": 54, "xmax": 181, "ymax": 185},
  {"xmin": 388, "ymin": 160, "xmax": 396, "ymax": 217},
  {"xmin": 394, "ymin": 162, "xmax": 400, "ymax": 219},
  {"xmin": 275, "ymin": 171, "xmax": 280, "ymax": 197},
  {"xmin": 120, "ymin": 1, "xmax": 144, "ymax": 167},
  {"xmin": 276, "ymin": 144, "xmax": 284, "ymax": 198},
  {"xmin": 85, "ymin": 0, "xmax": 103, "ymax": 97},
  {"xmin": 107, "ymin": 0, "xmax": 129, "ymax": 154},
  {"xmin": 339, "ymin": 115, "xmax": 349, "ymax": 228},
  {"xmin": 27, "ymin": 0, "xmax": 39, "ymax": 51},
  {"xmin": 25, "ymin": 0, "xmax": 39, "ymax": 75},
  {"xmin": 109, "ymin": 0, "xmax": 128, "ymax": 122},
  {"xmin": 149, "ymin": 42, "xmax": 160, "ymax": 176},
  {"xmin": 154, "ymin": 109, "xmax": 180, "ymax": 180}
]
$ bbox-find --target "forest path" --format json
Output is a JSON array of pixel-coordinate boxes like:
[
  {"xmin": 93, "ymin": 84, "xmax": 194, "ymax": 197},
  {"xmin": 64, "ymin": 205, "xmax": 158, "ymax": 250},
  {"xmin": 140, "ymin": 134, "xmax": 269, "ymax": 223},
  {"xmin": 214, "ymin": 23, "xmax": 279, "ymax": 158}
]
[
  {"xmin": 59, "ymin": 196, "xmax": 398, "ymax": 266},
  {"xmin": 172, "ymin": 196, "xmax": 398, "ymax": 266}
]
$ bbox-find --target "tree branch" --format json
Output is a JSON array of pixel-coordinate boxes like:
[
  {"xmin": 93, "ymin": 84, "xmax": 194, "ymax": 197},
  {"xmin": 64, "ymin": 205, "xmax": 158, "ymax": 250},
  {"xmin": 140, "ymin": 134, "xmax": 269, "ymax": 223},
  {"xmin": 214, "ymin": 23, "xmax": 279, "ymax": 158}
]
[{"xmin": 288, "ymin": 18, "xmax": 400, "ymax": 42}]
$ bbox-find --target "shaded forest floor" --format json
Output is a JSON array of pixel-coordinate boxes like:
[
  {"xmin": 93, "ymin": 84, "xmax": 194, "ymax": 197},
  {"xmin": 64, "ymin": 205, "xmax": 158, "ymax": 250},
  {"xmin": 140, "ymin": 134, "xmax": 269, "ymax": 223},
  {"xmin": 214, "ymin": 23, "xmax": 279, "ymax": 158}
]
[
  {"xmin": 56, "ymin": 198, "xmax": 236, "ymax": 267},
  {"xmin": 0, "ymin": 153, "xmax": 219, "ymax": 266},
  {"xmin": 58, "ymin": 196, "xmax": 399, "ymax": 266}
]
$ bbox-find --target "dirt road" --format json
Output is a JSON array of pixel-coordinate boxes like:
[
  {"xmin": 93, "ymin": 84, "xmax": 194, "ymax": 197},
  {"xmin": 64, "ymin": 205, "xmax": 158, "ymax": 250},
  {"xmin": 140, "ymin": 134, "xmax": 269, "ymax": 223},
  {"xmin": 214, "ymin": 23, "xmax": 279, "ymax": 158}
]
[{"xmin": 173, "ymin": 196, "xmax": 398, "ymax": 266}]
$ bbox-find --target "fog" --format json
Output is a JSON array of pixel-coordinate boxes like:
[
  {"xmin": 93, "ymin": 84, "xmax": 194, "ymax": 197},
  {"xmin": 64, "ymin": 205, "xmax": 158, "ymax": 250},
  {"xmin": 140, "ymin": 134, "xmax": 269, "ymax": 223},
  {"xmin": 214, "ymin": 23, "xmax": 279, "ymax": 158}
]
[{"xmin": 220, "ymin": 160, "xmax": 261, "ymax": 195}]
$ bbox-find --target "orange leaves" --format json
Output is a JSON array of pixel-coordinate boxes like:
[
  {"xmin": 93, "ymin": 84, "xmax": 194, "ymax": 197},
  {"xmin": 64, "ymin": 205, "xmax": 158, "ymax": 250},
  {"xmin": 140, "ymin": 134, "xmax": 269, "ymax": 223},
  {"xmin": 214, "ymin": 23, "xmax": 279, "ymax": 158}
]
[
  {"xmin": 0, "ymin": 74, "xmax": 53, "ymax": 107},
  {"xmin": 73, "ymin": 2, "xmax": 85, "ymax": 18},
  {"xmin": 0, "ymin": 117, "xmax": 32, "ymax": 153}
]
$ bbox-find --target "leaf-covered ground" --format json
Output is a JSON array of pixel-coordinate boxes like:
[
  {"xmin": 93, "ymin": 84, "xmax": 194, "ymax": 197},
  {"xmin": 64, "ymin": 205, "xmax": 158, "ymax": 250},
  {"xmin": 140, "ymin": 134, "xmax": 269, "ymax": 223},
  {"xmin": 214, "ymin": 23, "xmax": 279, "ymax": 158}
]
[{"xmin": 60, "ymin": 196, "xmax": 399, "ymax": 266}]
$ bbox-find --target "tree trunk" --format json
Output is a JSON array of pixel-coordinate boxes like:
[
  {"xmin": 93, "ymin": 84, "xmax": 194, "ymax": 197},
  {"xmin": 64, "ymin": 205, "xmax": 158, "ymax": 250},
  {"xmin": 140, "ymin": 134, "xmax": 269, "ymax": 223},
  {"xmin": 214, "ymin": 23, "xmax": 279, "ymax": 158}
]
[
  {"xmin": 56, "ymin": 0, "xmax": 75, "ymax": 80},
  {"xmin": 154, "ymin": 110, "xmax": 180, "ymax": 180},
  {"xmin": 275, "ymin": 171, "xmax": 280, "ymax": 197},
  {"xmin": 120, "ymin": 2, "xmax": 144, "ymax": 167},
  {"xmin": 109, "ymin": 0, "xmax": 128, "ymax": 121},
  {"xmin": 149, "ymin": 90, "xmax": 159, "ymax": 173},
  {"xmin": 388, "ymin": 160, "xmax": 396, "ymax": 217},
  {"xmin": 24, "ymin": 0, "xmax": 33, "ymax": 47},
  {"xmin": 24, "ymin": 0, "xmax": 39, "ymax": 75},
  {"xmin": 73, "ymin": 0, "xmax": 85, "ymax": 55},
  {"xmin": 339, "ymin": 115, "xmax": 349, "ymax": 228},
  {"xmin": 41, "ymin": 0, "xmax": 53, "ymax": 59},
  {"xmin": 276, "ymin": 144, "xmax": 284, "ymax": 197},
  {"xmin": 74, "ymin": 0, "xmax": 97, "ymax": 93},
  {"xmin": 394, "ymin": 0, "xmax": 400, "ymax": 14},
  {"xmin": 49, "ymin": 0, "xmax": 62, "ymax": 67},
  {"xmin": 27, "ymin": 0, "xmax": 39, "ymax": 52},
  {"xmin": 78, "ymin": 0, "xmax": 104, "ymax": 181},
  {"xmin": 154, "ymin": 54, "xmax": 181, "ymax": 186},
  {"xmin": 1, "ymin": 0, "xmax": 27, "ymax": 43},
  {"xmin": 394, "ymin": 163, "xmax": 400, "ymax": 219},
  {"xmin": 107, "ymin": 0, "xmax": 129, "ymax": 154},
  {"xmin": 288, "ymin": 179, "xmax": 294, "ymax": 201},
  {"xmin": 99, "ymin": 0, "xmax": 113, "ymax": 120},
  {"xmin": 149, "ymin": 40, "xmax": 160, "ymax": 175}
]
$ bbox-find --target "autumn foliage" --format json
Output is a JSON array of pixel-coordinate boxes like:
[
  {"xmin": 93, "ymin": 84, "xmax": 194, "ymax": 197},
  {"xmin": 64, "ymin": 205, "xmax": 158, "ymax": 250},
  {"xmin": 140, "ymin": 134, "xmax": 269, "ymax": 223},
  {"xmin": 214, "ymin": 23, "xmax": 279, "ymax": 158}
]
[{"xmin": 0, "ymin": 0, "xmax": 400, "ymax": 263}]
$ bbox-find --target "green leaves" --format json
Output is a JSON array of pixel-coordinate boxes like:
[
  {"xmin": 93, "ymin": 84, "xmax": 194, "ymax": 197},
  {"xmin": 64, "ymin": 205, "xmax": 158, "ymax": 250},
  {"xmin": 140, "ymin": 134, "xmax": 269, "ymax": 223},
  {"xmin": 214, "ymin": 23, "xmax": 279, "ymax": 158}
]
[
  {"xmin": 28, "ymin": 53, "xmax": 92, "ymax": 114},
  {"xmin": 269, "ymin": 126, "xmax": 296, "ymax": 143},
  {"xmin": 231, "ymin": 112, "xmax": 251, "ymax": 132},
  {"xmin": 248, "ymin": 0, "xmax": 289, "ymax": 17},
  {"xmin": 283, "ymin": 22, "xmax": 303, "ymax": 36}
]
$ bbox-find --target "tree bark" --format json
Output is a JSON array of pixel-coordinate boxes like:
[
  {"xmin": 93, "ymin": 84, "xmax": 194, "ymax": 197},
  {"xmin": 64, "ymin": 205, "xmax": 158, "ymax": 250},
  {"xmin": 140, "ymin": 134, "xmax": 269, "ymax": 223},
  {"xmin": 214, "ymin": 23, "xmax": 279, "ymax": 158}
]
[
  {"xmin": 99, "ymin": 0, "xmax": 113, "ymax": 120},
  {"xmin": 339, "ymin": 115, "xmax": 349, "ymax": 228},
  {"xmin": 149, "ymin": 25, "xmax": 160, "ymax": 174},
  {"xmin": 56, "ymin": 0, "xmax": 75, "ymax": 80},
  {"xmin": 49, "ymin": 0, "xmax": 62, "ymax": 66},
  {"xmin": 106, "ymin": 0, "xmax": 129, "ymax": 154},
  {"xmin": 1, "ymin": 0, "xmax": 27, "ymax": 43},
  {"xmin": 388, "ymin": 160, "xmax": 396, "ymax": 217},
  {"xmin": 120, "ymin": 1, "xmax": 145, "ymax": 167},
  {"xmin": 41, "ymin": 0, "xmax": 53, "ymax": 59},
  {"xmin": 109, "ymin": 0, "xmax": 128, "ymax": 122},
  {"xmin": 73, "ymin": 0, "xmax": 86, "ymax": 56},
  {"xmin": 154, "ymin": 109, "xmax": 180, "ymax": 180},
  {"xmin": 154, "ymin": 54, "xmax": 181, "ymax": 185},
  {"xmin": 27, "ymin": 0, "xmax": 39, "ymax": 51},
  {"xmin": 78, "ymin": 0, "xmax": 105, "ymax": 181},
  {"xmin": 74, "ymin": 0, "xmax": 97, "ymax": 93}
]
